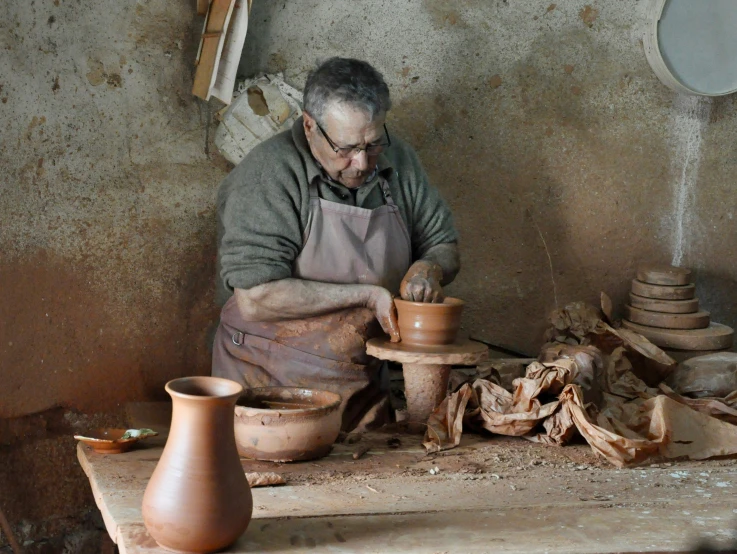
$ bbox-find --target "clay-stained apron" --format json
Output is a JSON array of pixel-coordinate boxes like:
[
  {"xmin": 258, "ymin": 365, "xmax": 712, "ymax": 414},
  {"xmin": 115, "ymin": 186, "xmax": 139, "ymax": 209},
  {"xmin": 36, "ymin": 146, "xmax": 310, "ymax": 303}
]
[{"xmin": 213, "ymin": 178, "xmax": 411, "ymax": 431}]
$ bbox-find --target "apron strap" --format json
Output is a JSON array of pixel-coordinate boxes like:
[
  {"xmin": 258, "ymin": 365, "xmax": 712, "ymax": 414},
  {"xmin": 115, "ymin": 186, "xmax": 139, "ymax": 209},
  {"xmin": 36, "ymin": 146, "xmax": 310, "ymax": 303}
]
[
  {"xmin": 308, "ymin": 179, "xmax": 320, "ymax": 199},
  {"xmin": 308, "ymin": 174, "xmax": 396, "ymax": 207},
  {"xmin": 378, "ymin": 178, "xmax": 397, "ymax": 207}
]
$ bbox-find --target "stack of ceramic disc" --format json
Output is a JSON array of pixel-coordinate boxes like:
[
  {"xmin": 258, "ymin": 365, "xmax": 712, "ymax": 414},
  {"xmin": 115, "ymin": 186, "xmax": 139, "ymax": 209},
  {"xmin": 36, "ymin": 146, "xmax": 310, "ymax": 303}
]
[{"xmin": 621, "ymin": 265, "xmax": 734, "ymax": 356}]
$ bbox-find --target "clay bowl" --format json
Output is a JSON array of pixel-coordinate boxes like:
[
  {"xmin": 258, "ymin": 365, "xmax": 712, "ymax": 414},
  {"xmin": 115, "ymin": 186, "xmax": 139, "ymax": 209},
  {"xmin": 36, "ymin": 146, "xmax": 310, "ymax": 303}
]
[
  {"xmin": 74, "ymin": 428, "xmax": 158, "ymax": 454},
  {"xmin": 394, "ymin": 297, "xmax": 465, "ymax": 346},
  {"xmin": 234, "ymin": 387, "xmax": 342, "ymax": 462}
]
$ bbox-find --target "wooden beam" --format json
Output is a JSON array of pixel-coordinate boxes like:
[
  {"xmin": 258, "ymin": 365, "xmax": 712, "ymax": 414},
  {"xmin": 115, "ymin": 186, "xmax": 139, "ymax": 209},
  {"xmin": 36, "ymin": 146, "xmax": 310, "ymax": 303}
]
[{"xmin": 192, "ymin": 0, "xmax": 234, "ymax": 100}]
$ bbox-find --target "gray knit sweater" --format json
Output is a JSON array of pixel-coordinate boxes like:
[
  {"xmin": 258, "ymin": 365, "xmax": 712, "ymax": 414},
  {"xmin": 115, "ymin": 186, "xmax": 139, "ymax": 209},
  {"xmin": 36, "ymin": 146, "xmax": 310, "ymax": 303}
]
[{"xmin": 217, "ymin": 117, "xmax": 458, "ymax": 296}]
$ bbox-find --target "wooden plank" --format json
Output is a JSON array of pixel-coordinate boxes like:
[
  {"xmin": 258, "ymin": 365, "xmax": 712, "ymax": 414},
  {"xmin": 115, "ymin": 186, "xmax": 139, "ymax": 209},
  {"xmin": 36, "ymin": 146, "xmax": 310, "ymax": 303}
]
[
  {"xmin": 192, "ymin": 0, "xmax": 234, "ymax": 100},
  {"xmin": 79, "ymin": 432, "xmax": 737, "ymax": 545},
  {"xmin": 80, "ymin": 401, "xmax": 737, "ymax": 553},
  {"xmin": 196, "ymin": 0, "xmax": 209, "ymax": 16},
  {"xmin": 118, "ymin": 499, "xmax": 737, "ymax": 553}
]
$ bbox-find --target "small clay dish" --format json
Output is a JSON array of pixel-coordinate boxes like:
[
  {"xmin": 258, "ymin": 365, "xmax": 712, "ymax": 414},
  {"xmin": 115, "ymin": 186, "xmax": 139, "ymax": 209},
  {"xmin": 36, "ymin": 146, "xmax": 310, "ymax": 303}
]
[
  {"xmin": 234, "ymin": 387, "xmax": 342, "ymax": 462},
  {"xmin": 394, "ymin": 297, "xmax": 465, "ymax": 346},
  {"xmin": 74, "ymin": 428, "xmax": 158, "ymax": 454}
]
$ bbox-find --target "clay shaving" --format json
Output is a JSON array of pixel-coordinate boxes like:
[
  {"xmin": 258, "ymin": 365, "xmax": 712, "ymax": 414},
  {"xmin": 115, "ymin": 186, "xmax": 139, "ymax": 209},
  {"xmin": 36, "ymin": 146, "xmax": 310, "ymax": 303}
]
[
  {"xmin": 424, "ymin": 300, "xmax": 737, "ymax": 467},
  {"xmin": 245, "ymin": 472, "xmax": 286, "ymax": 487}
]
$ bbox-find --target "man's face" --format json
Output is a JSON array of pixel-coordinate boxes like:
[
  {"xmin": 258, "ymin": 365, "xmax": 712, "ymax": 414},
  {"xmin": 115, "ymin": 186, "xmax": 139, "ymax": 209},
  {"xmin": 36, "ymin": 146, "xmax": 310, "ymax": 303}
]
[{"xmin": 304, "ymin": 103, "xmax": 387, "ymax": 189}]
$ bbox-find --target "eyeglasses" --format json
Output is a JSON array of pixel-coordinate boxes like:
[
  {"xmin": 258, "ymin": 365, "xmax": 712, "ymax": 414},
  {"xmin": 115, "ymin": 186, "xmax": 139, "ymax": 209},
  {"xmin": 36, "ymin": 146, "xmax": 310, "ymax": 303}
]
[{"xmin": 316, "ymin": 122, "xmax": 391, "ymax": 159}]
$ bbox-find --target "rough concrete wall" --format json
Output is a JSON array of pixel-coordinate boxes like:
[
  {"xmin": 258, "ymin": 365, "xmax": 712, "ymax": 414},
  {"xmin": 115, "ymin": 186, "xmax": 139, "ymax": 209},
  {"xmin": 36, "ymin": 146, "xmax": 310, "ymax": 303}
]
[
  {"xmin": 240, "ymin": 0, "xmax": 737, "ymax": 355},
  {"xmin": 0, "ymin": 0, "xmax": 225, "ymax": 547},
  {"xmin": 0, "ymin": 0, "xmax": 224, "ymax": 419}
]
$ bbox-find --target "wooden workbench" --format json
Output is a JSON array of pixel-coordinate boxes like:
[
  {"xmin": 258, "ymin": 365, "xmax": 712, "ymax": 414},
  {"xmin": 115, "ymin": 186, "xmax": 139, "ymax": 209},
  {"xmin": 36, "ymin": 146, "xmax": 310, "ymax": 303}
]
[{"xmin": 77, "ymin": 402, "xmax": 737, "ymax": 553}]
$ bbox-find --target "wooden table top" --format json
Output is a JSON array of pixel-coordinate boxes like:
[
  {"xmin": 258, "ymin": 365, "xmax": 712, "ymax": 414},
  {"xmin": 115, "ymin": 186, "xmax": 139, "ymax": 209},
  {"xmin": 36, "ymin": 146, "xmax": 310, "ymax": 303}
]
[{"xmin": 77, "ymin": 402, "xmax": 737, "ymax": 553}]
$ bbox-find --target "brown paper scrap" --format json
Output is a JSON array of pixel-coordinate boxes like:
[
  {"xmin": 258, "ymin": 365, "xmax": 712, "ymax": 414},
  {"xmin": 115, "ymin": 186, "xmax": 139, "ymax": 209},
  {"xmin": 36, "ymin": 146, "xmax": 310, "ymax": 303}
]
[{"xmin": 424, "ymin": 301, "xmax": 737, "ymax": 467}]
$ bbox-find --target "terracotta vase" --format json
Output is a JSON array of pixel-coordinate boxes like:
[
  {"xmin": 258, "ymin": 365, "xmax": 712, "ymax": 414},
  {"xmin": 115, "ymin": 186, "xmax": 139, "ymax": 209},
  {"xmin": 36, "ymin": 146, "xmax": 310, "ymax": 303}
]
[
  {"xmin": 394, "ymin": 297, "xmax": 465, "ymax": 346},
  {"xmin": 142, "ymin": 377, "xmax": 253, "ymax": 553}
]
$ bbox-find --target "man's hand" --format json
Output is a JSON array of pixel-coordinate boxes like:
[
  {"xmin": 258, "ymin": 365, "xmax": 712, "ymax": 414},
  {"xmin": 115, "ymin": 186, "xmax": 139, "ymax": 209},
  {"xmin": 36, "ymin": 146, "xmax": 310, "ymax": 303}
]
[
  {"xmin": 366, "ymin": 287, "xmax": 400, "ymax": 342},
  {"xmin": 400, "ymin": 260, "xmax": 444, "ymax": 303}
]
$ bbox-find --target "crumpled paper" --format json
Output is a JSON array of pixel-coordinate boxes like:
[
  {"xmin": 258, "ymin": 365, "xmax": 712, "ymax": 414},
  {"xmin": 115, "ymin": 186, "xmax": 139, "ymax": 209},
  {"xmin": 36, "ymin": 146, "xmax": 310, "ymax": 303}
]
[
  {"xmin": 424, "ymin": 300, "xmax": 737, "ymax": 467},
  {"xmin": 424, "ymin": 359, "xmax": 576, "ymax": 453}
]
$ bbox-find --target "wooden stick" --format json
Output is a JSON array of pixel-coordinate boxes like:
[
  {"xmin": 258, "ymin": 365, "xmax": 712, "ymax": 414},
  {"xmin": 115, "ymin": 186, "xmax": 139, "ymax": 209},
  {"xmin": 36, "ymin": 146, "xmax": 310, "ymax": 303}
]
[
  {"xmin": 192, "ymin": 0, "xmax": 234, "ymax": 99},
  {"xmin": 352, "ymin": 444, "xmax": 370, "ymax": 460},
  {"xmin": 0, "ymin": 507, "xmax": 23, "ymax": 554}
]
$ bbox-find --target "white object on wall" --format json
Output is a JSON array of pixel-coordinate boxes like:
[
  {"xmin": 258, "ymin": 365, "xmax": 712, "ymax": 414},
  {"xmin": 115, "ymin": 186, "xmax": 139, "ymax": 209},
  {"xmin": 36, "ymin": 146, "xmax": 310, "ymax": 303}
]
[
  {"xmin": 644, "ymin": 0, "xmax": 737, "ymax": 96},
  {"xmin": 214, "ymin": 74, "xmax": 303, "ymax": 165},
  {"xmin": 209, "ymin": 0, "xmax": 251, "ymax": 104}
]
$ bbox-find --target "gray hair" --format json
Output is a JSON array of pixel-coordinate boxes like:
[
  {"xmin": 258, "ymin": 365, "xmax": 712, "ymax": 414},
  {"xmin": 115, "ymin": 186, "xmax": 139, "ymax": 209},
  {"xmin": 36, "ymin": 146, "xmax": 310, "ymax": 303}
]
[{"xmin": 303, "ymin": 57, "xmax": 392, "ymax": 126}]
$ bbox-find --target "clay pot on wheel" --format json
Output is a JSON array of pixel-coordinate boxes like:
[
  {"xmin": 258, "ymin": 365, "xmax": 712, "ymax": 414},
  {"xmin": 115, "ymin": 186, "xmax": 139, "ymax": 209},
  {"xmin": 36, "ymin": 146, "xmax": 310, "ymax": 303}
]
[
  {"xmin": 142, "ymin": 377, "xmax": 253, "ymax": 553},
  {"xmin": 394, "ymin": 297, "xmax": 465, "ymax": 346}
]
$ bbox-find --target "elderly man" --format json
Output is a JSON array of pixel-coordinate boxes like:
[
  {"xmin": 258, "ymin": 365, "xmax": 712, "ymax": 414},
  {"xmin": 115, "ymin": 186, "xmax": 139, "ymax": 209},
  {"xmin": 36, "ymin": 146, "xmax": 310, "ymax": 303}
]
[{"xmin": 212, "ymin": 57, "xmax": 459, "ymax": 431}]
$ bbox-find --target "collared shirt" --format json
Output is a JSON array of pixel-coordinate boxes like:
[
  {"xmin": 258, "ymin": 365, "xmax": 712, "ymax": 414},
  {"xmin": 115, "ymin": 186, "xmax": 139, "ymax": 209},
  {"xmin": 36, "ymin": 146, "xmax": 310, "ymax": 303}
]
[{"xmin": 217, "ymin": 117, "xmax": 458, "ymax": 297}]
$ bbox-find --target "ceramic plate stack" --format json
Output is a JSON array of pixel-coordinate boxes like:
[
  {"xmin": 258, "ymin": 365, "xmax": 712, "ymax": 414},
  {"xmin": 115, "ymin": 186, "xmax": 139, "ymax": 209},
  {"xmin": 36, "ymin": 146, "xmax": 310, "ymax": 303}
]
[{"xmin": 622, "ymin": 265, "xmax": 735, "ymax": 361}]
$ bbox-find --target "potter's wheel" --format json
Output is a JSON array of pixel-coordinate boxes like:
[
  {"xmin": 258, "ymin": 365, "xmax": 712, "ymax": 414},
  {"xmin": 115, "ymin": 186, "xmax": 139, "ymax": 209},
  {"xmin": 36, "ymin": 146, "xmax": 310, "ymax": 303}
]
[
  {"xmin": 367, "ymin": 337, "xmax": 489, "ymax": 431},
  {"xmin": 367, "ymin": 337, "xmax": 488, "ymax": 363}
]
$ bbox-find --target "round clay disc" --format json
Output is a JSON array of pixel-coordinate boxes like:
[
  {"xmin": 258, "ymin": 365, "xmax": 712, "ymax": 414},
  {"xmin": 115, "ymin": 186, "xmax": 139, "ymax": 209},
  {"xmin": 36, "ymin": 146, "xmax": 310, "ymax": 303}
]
[
  {"xmin": 625, "ymin": 305, "xmax": 710, "ymax": 330},
  {"xmin": 662, "ymin": 348, "xmax": 730, "ymax": 364},
  {"xmin": 636, "ymin": 264, "xmax": 692, "ymax": 286},
  {"xmin": 629, "ymin": 293, "xmax": 699, "ymax": 314},
  {"xmin": 631, "ymin": 279, "xmax": 695, "ymax": 300},
  {"xmin": 366, "ymin": 337, "xmax": 488, "ymax": 365},
  {"xmin": 621, "ymin": 320, "xmax": 734, "ymax": 351}
]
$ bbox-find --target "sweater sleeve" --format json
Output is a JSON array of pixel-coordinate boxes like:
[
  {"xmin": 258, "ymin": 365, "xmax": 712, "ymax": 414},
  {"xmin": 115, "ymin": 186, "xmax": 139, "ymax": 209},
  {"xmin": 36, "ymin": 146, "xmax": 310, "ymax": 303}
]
[
  {"xmin": 217, "ymin": 145, "xmax": 305, "ymax": 292},
  {"xmin": 400, "ymin": 144, "xmax": 459, "ymax": 259}
]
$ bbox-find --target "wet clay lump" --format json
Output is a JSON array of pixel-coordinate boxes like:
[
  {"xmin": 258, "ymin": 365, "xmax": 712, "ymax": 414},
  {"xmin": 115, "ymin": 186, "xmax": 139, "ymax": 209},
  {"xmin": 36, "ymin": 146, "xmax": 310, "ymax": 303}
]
[{"xmin": 394, "ymin": 297, "xmax": 464, "ymax": 346}]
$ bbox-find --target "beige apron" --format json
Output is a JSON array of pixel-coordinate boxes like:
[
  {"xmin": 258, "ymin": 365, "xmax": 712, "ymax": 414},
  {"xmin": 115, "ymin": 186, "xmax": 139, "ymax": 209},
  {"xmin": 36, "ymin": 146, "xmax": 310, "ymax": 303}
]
[{"xmin": 212, "ymin": 177, "xmax": 412, "ymax": 431}]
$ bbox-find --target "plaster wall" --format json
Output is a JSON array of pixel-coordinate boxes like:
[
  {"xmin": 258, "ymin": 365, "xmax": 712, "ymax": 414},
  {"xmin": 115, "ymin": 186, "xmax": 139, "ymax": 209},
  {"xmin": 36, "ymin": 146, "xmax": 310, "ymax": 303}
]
[
  {"xmin": 2, "ymin": 0, "xmax": 737, "ymax": 546},
  {"xmin": 241, "ymin": 0, "xmax": 737, "ymax": 355},
  {"xmin": 1, "ymin": 0, "xmax": 222, "ymax": 420},
  {"xmin": 1, "ymin": 0, "xmax": 222, "ymax": 545}
]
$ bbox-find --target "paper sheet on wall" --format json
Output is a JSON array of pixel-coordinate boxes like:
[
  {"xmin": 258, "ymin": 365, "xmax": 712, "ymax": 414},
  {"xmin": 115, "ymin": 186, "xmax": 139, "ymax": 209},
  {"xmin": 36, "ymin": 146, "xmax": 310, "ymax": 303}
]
[{"xmin": 209, "ymin": 0, "xmax": 251, "ymax": 104}]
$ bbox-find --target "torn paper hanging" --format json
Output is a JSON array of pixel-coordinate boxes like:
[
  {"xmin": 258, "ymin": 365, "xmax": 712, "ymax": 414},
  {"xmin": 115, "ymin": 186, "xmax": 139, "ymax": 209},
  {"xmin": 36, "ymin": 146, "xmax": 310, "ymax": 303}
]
[{"xmin": 214, "ymin": 74, "xmax": 303, "ymax": 165}]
